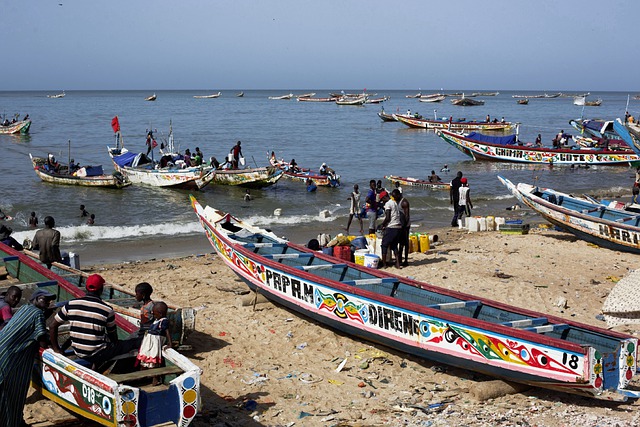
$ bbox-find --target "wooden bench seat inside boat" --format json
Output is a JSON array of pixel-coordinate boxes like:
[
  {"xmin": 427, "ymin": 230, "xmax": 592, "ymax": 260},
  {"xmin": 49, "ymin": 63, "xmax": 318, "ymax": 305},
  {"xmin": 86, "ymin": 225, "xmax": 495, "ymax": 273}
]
[{"xmin": 108, "ymin": 365, "xmax": 184, "ymax": 383}]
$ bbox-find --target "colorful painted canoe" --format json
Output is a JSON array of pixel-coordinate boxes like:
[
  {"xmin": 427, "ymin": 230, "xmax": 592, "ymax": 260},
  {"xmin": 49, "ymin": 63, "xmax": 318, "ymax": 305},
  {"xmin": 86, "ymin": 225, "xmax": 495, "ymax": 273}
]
[
  {"xmin": 30, "ymin": 154, "xmax": 131, "ymax": 189},
  {"xmin": 499, "ymin": 176, "xmax": 640, "ymax": 254},
  {"xmin": 385, "ymin": 175, "xmax": 450, "ymax": 191},
  {"xmin": 190, "ymin": 195, "xmax": 640, "ymax": 400},
  {"xmin": 0, "ymin": 243, "xmax": 201, "ymax": 427},
  {"xmin": 394, "ymin": 114, "xmax": 514, "ymax": 131},
  {"xmin": 0, "ymin": 119, "xmax": 31, "ymax": 134},
  {"xmin": 108, "ymin": 146, "xmax": 214, "ymax": 189},
  {"xmin": 437, "ymin": 129, "xmax": 640, "ymax": 166}
]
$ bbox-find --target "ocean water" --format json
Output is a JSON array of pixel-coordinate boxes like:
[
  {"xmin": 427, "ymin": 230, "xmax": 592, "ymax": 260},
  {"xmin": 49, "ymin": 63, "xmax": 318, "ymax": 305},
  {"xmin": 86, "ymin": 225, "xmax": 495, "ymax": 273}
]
[{"xmin": 1, "ymin": 89, "xmax": 637, "ymax": 255}]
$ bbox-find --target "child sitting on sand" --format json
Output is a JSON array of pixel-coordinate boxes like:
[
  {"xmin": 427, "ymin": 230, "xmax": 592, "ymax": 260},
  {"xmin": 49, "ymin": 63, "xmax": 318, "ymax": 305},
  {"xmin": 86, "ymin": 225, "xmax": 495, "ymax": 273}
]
[
  {"xmin": 134, "ymin": 282, "xmax": 154, "ymax": 335},
  {"xmin": 136, "ymin": 301, "xmax": 172, "ymax": 385}
]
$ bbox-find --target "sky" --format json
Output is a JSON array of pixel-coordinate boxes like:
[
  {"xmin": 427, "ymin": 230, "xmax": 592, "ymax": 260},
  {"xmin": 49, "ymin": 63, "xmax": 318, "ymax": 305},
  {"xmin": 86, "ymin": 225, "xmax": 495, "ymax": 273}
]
[{"xmin": 1, "ymin": 0, "xmax": 637, "ymax": 92}]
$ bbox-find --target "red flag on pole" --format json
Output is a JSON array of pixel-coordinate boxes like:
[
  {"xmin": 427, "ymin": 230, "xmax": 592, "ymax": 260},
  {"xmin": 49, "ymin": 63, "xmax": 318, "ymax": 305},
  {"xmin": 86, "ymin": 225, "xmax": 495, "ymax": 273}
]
[{"xmin": 111, "ymin": 116, "xmax": 120, "ymax": 133}]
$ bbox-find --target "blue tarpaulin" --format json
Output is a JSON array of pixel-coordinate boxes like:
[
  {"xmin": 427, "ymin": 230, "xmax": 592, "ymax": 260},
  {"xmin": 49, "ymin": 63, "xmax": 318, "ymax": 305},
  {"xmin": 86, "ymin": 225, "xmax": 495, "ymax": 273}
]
[
  {"xmin": 112, "ymin": 151, "xmax": 138, "ymax": 167},
  {"xmin": 466, "ymin": 132, "xmax": 517, "ymax": 145}
]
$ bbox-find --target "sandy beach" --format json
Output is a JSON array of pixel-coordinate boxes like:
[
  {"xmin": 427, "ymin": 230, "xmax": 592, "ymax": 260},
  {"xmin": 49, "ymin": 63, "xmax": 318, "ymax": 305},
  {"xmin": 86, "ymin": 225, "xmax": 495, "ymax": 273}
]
[{"xmin": 22, "ymin": 225, "xmax": 640, "ymax": 427}]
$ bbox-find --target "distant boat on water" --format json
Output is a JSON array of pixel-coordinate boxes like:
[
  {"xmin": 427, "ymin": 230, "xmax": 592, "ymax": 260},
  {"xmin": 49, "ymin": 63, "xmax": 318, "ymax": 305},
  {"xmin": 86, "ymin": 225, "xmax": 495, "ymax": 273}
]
[
  {"xmin": 145, "ymin": 93, "xmax": 157, "ymax": 101},
  {"xmin": 236, "ymin": 91, "xmax": 244, "ymax": 97},
  {"xmin": 47, "ymin": 91, "xmax": 65, "ymax": 99},
  {"xmin": 193, "ymin": 92, "xmax": 221, "ymax": 99}
]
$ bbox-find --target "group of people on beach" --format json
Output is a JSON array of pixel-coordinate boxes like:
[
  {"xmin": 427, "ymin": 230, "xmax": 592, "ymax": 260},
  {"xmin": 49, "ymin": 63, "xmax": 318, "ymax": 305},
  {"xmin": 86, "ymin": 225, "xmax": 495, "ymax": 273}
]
[
  {"xmin": 344, "ymin": 179, "xmax": 410, "ymax": 268},
  {"xmin": 0, "ymin": 273, "xmax": 172, "ymax": 425}
]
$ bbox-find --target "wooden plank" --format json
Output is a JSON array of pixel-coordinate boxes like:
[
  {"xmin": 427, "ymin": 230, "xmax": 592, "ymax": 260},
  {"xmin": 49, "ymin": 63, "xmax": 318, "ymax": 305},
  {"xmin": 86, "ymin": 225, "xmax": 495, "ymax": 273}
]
[
  {"xmin": 299, "ymin": 264, "xmax": 347, "ymax": 271},
  {"xmin": 343, "ymin": 278, "xmax": 397, "ymax": 286},
  {"xmin": 108, "ymin": 365, "xmax": 183, "ymax": 383},
  {"xmin": 427, "ymin": 300, "xmax": 482, "ymax": 310},
  {"xmin": 244, "ymin": 242, "xmax": 287, "ymax": 248},
  {"xmin": 500, "ymin": 317, "xmax": 548, "ymax": 328},
  {"xmin": 524, "ymin": 324, "xmax": 570, "ymax": 334},
  {"xmin": 263, "ymin": 253, "xmax": 313, "ymax": 259}
]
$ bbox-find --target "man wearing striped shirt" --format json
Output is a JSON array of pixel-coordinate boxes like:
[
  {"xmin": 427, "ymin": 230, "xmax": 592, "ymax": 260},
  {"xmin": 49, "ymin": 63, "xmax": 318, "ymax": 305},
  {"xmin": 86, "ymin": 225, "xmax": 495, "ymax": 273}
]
[{"xmin": 49, "ymin": 274, "xmax": 141, "ymax": 367}]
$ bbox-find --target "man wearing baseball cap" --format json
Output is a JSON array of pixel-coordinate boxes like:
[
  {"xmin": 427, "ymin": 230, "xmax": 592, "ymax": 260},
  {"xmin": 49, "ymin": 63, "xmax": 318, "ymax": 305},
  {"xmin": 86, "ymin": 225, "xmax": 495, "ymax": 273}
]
[{"xmin": 49, "ymin": 274, "xmax": 142, "ymax": 368}]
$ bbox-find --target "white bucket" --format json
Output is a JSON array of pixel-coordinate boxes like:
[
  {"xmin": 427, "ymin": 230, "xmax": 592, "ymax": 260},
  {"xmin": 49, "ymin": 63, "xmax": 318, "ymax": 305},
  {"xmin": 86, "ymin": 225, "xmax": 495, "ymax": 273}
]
[
  {"xmin": 479, "ymin": 217, "xmax": 487, "ymax": 231},
  {"xmin": 354, "ymin": 249, "xmax": 369, "ymax": 265},
  {"xmin": 495, "ymin": 217, "xmax": 506, "ymax": 230},
  {"xmin": 363, "ymin": 254, "xmax": 380, "ymax": 269}
]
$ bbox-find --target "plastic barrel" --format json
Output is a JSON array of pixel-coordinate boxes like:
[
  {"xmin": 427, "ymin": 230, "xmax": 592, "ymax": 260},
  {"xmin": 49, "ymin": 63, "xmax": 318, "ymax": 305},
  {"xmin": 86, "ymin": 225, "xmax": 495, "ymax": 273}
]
[
  {"xmin": 420, "ymin": 234, "xmax": 430, "ymax": 252},
  {"xmin": 409, "ymin": 234, "xmax": 419, "ymax": 253}
]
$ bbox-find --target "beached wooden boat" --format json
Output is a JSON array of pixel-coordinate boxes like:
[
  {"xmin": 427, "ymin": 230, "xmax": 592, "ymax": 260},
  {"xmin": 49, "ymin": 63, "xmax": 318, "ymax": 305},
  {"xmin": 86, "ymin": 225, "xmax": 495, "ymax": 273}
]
[
  {"xmin": 0, "ymin": 243, "xmax": 202, "ymax": 426},
  {"xmin": 190, "ymin": 195, "xmax": 640, "ymax": 400},
  {"xmin": 17, "ymin": 247, "xmax": 196, "ymax": 348},
  {"xmin": 0, "ymin": 119, "xmax": 31, "ymax": 134},
  {"xmin": 268, "ymin": 93, "xmax": 293, "ymax": 100},
  {"xmin": 144, "ymin": 93, "xmax": 157, "ymax": 101},
  {"xmin": 436, "ymin": 129, "xmax": 640, "ymax": 166},
  {"xmin": 30, "ymin": 154, "xmax": 131, "ymax": 189},
  {"xmin": 385, "ymin": 175, "xmax": 450, "ymax": 191},
  {"xmin": 47, "ymin": 91, "xmax": 65, "ymax": 99},
  {"xmin": 499, "ymin": 176, "xmax": 640, "ymax": 254},
  {"xmin": 394, "ymin": 114, "xmax": 514, "ymax": 132},
  {"xmin": 197, "ymin": 166, "xmax": 283, "ymax": 188},
  {"xmin": 377, "ymin": 110, "xmax": 397, "ymax": 122},
  {"xmin": 193, "ymin": 92, "xmax": 221, "ymax": 99},
  {"xmin": 517, "ymin": 99, "xmax": 529, "ymax": 105}
]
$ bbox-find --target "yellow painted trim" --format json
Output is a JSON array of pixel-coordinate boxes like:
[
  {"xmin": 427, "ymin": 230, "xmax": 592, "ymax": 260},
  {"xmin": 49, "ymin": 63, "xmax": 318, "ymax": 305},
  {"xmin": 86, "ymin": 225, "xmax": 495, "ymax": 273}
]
[{"xmin": 41, "ymin": 388, "xmax": 117, "ymax": 427}]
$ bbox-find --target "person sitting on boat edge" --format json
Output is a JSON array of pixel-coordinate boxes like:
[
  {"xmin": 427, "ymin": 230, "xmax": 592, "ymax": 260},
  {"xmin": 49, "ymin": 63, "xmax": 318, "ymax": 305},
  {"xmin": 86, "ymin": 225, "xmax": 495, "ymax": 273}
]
[{"xmin": 49, "ymin": 274, "xmax": 143, "ymax": 369}]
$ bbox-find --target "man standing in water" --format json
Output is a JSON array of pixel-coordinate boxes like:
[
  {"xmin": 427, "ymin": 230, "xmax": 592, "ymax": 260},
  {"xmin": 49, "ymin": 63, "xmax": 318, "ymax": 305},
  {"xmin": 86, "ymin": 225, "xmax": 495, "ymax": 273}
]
[
  {"xmin": 32, "ymin": 216, "xmax": 62, "ymax": 268},
  {"xmin": 450, "ymin": 171, "xmax": 464, "ymax": 227}
]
